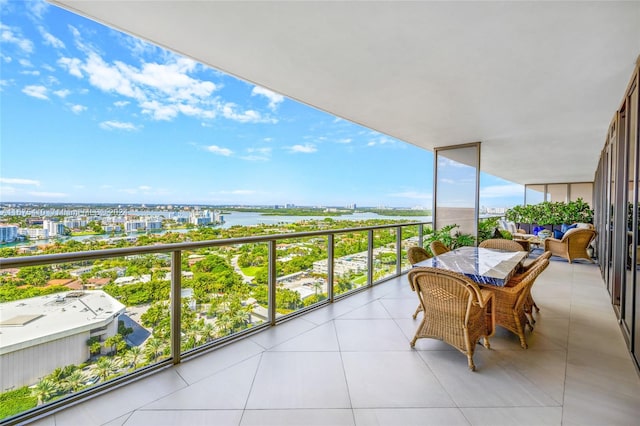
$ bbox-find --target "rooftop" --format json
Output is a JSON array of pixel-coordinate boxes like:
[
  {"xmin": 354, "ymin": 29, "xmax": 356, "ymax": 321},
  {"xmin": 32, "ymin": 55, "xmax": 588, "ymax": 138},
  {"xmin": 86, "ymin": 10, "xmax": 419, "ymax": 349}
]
[
  {"xmin": 0, "ymin": 290, "xmax": 125, "ymax": 355},
  {"xmin": 28, "ymin": 259, "xmax": 640, "ymax": 425}
]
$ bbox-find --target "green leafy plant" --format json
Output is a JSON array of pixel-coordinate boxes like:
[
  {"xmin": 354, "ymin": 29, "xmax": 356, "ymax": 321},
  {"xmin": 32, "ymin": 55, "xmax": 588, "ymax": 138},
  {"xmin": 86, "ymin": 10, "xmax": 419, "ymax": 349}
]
[
  {"xmin": 505, "ymin": 198, "xmax": 592, "ymax": 226},
  {"xmin": 424, "ymin": 224, "xmax": 475, "ymax": 255}
]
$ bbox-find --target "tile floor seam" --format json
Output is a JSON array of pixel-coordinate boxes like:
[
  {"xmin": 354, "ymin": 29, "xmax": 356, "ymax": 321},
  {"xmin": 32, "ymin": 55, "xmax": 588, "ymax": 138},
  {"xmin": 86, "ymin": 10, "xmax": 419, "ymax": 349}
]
[
  {"xmin": 239, "ymin": 351, "xmax": 264, "ymax": 419},
  {"xmin": 334, "ymin": 319, "xmax": 356, "ymax": 414}
]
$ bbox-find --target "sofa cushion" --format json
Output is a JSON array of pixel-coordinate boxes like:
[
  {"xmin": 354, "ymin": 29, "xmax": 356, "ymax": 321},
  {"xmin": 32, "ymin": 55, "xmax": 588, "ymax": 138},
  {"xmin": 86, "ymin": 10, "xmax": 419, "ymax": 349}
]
[
  {"xmin": 554, "ymin": 230, "xmax": 565, "ymax": 239},
  {"xmin": 561, "ymin": 223, "xmax": 578, "ymax": 233}
]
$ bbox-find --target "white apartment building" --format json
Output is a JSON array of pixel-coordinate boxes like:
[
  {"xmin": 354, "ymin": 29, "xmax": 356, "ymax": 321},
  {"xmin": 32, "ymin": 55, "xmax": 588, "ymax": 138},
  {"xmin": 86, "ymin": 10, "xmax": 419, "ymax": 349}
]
[
  {"xmin": 0, "ymin": 290, "xmax": 126, "ymax": 391},
  {"xmin": 124, "ymin": 220, "xmax": 145, "ymax": 232},
  {"xmin": 19, "ymin": 227, "xmax": 49, "ymax": 240},
  {"xmin": 0, "ymin": 224, "xmax": 19, "ymax": 243},
  {"xmin": 63, "ymin": 218, "xmax": 87, "ymax": 229},
  {"xmin": 145, "ymin": 219, "xmax": 163, "ymax": 230},
  {"xmin": 43, "ymin": 219, "xmax": 65, "ymax": 237}
]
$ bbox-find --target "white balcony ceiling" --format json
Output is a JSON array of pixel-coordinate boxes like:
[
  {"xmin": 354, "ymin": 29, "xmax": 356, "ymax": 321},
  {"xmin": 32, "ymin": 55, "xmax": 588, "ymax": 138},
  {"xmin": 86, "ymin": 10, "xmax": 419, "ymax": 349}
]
[{"xmin": 52, "ymin": 1, "xmax": 640, "ymax": 185}]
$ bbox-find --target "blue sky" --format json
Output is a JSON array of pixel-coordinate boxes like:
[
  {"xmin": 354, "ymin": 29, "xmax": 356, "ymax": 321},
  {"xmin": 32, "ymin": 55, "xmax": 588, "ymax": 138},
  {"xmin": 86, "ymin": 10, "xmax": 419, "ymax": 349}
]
[{"xmin": 0, "ymin": 0, "xmax": 523, "ymax": 208}]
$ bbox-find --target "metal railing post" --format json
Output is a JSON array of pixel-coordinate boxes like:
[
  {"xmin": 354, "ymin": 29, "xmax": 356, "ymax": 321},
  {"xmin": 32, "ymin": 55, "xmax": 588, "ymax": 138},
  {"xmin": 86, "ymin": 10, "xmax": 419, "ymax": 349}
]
[
  {"xmin": 396, "ymin": 226, "xmax": 402, "ymax": 276},
  {"xmin": 328, "ymin": 234, "xmax": 334, "ymax": 302},
  {"xmin": 367, "ymin": 229, "xmax": 374, "ymax": 286},
  {"xmin": 418, "ymin": 224, "xmax": 424, "ymax": 248},
  {"xmin": 268, "ymin": 240, "xmax": 277, "ymax": 326},
  {"xmin": 170, "ymin": 250, "xmax": 182, "ymax": 365}
]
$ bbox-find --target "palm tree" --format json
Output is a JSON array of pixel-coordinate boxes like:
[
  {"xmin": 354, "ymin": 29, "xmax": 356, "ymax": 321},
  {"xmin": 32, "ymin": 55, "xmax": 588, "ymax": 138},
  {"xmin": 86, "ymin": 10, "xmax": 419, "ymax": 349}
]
[
  {"xmin": 92, "ymin": 357, "xmax": 118, "ymax": 381},
  {"xmin": 64, "ymin": 370, "xmax": 85, "ymax": 393},
  {"xmin": 144, "ymin": 337, "xmax": 164, "ymax": 362},
  {"xmin": 31, "ymin": 378, "xmax": 58, "ymax": 406},
  {"xmin": 123, "ymin": 346, "xmax": 144, "ymax": 370}
]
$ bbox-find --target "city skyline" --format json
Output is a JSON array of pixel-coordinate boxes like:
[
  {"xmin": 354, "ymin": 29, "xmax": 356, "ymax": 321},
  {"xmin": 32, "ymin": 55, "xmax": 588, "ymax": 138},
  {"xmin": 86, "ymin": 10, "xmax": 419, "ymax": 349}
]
[{"xmin": 0, "ymin": 0, "xmax": 524, "ymax": 208}]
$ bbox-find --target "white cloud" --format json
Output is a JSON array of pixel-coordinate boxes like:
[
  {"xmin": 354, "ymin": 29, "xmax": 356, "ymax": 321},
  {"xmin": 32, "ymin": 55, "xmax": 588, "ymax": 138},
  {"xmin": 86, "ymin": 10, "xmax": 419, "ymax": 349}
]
[
  {"xmin": 99, "ymin": 120, "xmax": 140, "ymax": 131},
  {"xmin": 440, "ymin": 178, "xmax": 456, "ymax": 184},
  {"xmin": 28, "ymin": 191, "xmax": 68, "ymax": 198},
  {"xmin": 252, "ymin": 86, "xmax": 284, "ymax": 110},
  {"xmin": 114, "ymin": 100, "xmax": 130, "ymax": 107},
  {"xmin": 27, "ymin": 0, "xmax": 49, "ymax": 19},
  {"xmin": 42, "ymin": 64, "xmax": 55, "ymax": 72},
  {"xmin": 1, "ymin": 53, "xmax": 11, "ymax": 63},
  {"xmin": 221, "ymin": 103, "xmax": 276, "ymax": 123},
  {"xmin": 0, "ymin": 79, "xmax": 10, "ymax": 91},
  {"xmin": 0, "ymin": 23, "xmax": 34, "ymax": 53},
  {"xmin": 241, "ymin": 147, "xmax": 271, "ymax": 161},
  {"xmin": 0, "ymin": 177, "xmax": 40, "ymax": 186},
  {"xmin": 480, "ymin": 184, "xmax": 524, "ymax": 198},
  {"xmin": 20, "ymin": 70, "xmax": 40, "ymax": 76},
  {"xmin": 58, "ymin": 57, "xmax": 83, "ymax": 77},
  {"xmin": 22, "ymin": 85, "xmax": 48, "ymax": 100},
  {"xmin": 288, "ymin": 144, "xmax": 317, "ymax": 154},
  {"xmin": 39, "ymin": 27, "xmax": 65, "ymax": 49},
  {"xmin": 54, "ymin": 89, "xmax": 70, "ymax": 98},
  {"xmin": 367, "ymin": 136, "xmax": 396, "ymax": 147},
  {"xmin": 337, "ymin": 138, "xmax": 352, "ymax": 144},
  {"xmin": 139, "ymin": 185, "xmax": 152, "ymax": 191},
  {"xmin": 205, "ymin": 145, "xmax": 233, "ymax": 156},
  {"xmin": 70, "ymin": 104, "xmax": 87, "ymax": 114},
  {"xmin": 19, "ymin": 59, "xmax": 33, "ymax": 67},
  {"xmin": 100, "ymin": 184, "xmax": 113, "ymax": 189}
]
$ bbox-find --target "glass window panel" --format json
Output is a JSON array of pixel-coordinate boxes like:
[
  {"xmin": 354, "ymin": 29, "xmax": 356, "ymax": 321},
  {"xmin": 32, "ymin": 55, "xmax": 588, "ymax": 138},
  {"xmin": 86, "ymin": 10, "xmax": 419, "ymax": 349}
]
[
  {"xmin": 525, "ymin": 185, "xmax": 545, "ymax": 205},
  {"xmin": 547, "ymin": 184, "xmax": 568, "ymax": 203},
  {"xmin": 435, "ymin": 144, "xmax": 478, "ymax": 238},
  {"xmin": 373, "ymin": 228, "xmax": 398, "ymax": 282},
  {"xmin": 569, "ymin": 183, "xmax": 593, "ymax": 205},
  {"xmin": 333, "ymin": 230, "xmax": 369, "ymax": 296}
]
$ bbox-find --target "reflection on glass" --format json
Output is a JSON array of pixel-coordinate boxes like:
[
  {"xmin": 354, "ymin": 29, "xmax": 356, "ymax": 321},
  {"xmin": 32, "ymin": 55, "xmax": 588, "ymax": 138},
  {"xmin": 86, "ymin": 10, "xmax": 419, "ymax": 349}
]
[
  {"xmin": 0, "ymin": 255, "xmax": 170, "ymax": 417},
  {"xmin": 373, "ymin": 228, "xmax": 398, "ymax": 282},
  {"xmin": 435, "ymin": 145, "xmax": 478, "ymax": 238},
  {"xmin": 333, "ymin": 230, "xmax": 370, "ymax": 296},
  {"xmin": 525, "ymin": 184, "xmax": 545, "ymax": 205},
  {"xmin": 547, "ymin": 184, "xmax": 568, "ymax": 202}
]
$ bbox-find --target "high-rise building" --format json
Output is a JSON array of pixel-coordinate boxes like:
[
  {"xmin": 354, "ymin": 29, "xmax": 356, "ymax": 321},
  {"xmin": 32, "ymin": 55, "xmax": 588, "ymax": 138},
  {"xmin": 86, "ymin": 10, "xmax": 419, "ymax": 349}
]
[{"xmin": 0, "ymin": 225, "xmax": 18, "ymax": 243}]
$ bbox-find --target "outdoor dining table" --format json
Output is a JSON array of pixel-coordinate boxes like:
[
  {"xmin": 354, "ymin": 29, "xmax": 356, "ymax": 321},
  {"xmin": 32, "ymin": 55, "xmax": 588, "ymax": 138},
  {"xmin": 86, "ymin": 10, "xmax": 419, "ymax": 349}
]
[{"xmin": 413, "ymin": 246, "xmax": 528, "ymax": 286}]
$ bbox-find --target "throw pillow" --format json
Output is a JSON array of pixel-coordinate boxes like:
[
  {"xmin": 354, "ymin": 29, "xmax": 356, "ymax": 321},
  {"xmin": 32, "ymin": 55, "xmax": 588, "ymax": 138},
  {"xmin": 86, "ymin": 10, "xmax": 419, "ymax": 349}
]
[
  {"xmin": 492, "ymin": 228, "xmax": 504, "ymax": 239},
  {"xmin": 553, "ymin": 229, "xmax": 565, "ymax": 239},
  {"xmin": 561, "ymin": 223, "xmax": 578, "ymax": 233}
]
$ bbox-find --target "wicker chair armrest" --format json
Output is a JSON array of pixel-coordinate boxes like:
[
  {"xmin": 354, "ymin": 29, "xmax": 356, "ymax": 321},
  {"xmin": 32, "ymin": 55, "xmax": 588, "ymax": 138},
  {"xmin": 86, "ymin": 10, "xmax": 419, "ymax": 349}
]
[
  {"xmin": 478, "ymin": 288, "xmax": 494, "ymax": 306},
  {"xmin": 544, "ymin": 238, "xmax": 563, "ymax": 250}
]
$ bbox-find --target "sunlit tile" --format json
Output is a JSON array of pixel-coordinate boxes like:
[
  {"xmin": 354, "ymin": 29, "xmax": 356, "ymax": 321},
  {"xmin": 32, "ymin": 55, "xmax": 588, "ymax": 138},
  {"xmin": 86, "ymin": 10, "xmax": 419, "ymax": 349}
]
[
  {"xmin": 335, "ymin": 319, "xmax": 411, "ymax": 351},
  {"xmin": 270, "ymin": 321, "xmax": 339, "ymax": 351},
  {"xmin": 176, "ymin": 338, "xmax": 264, "ymax": 384},
  {"xmin": 461, "ymin": 407, "xmax": 562, "ymax": 425},
  {"xmin": 246, "ymin": 352, "xmax": 350, "ymax": 409},
  {"xmin": 144, "ymin": 356, "xmax": 260, "ymax": 409},
  {"xmin": 125, "ymin": 410, "xmax": 242, "ymax": 426},
  {"xmin": 241, "ymin": 409, "xmax": 354, "ymax": 425},
  {"xmin": 354, "ymin": 408, "xmax": 469, "ymax": 425},
  {"xmin": 342, "ymin": 351, "xmax": 454, "ymax": 408}
]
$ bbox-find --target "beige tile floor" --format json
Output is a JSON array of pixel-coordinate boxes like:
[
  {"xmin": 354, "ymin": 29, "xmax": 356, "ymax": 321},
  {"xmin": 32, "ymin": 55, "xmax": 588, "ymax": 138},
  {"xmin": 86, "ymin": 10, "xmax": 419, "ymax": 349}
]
[{"xmin": 30, "ymin": 259, "xmax": 640, "ymax": 425}]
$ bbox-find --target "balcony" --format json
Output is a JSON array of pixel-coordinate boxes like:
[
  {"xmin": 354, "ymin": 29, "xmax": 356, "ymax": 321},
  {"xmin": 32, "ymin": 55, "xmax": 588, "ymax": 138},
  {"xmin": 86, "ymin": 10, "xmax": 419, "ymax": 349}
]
[{"xmin": 24, "ymin": 253, "xmax": 640, "ymax": 425}]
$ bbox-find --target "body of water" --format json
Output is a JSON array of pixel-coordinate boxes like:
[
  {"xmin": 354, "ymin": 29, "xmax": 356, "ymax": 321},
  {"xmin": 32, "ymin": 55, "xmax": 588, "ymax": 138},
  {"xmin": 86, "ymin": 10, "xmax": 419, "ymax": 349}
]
[{"xmin": 3, "ymin": 211, "xmax": 432, "ymax": 248}]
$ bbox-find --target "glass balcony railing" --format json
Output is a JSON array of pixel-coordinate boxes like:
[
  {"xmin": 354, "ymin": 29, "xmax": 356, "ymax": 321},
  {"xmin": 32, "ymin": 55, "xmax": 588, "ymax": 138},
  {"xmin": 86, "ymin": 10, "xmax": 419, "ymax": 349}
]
[{"xmin": 0, "ymin": 221, "xmax": 429, "ymax": 424}]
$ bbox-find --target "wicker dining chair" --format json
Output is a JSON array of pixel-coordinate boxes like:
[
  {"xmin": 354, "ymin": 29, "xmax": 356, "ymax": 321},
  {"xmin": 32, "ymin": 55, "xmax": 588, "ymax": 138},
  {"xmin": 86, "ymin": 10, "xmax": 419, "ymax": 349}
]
[
  {"xmin": 479, "ymin": 258, "xmax": 549, "ymax": 349},
  {"xmin": 429, "ymin": 240, "xmax": 450, "ymax": 256},
  {"xmin": 515, "ymin": 251, "xmax": 552, "ymax": 323},
  {"xmin": 407, "ymin": 246, "xmax": 432, "ymax": 319},
  {"xmin": 407, "ymin": 246, "xmax": 431, "ymax": 265},
  {"xmin": 479, "ymin": 238, "xmax": 526, "ymax": 252},
  {"xmin": 407, "ymin": 267, "xmax": 494, "ymax": 371}
]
